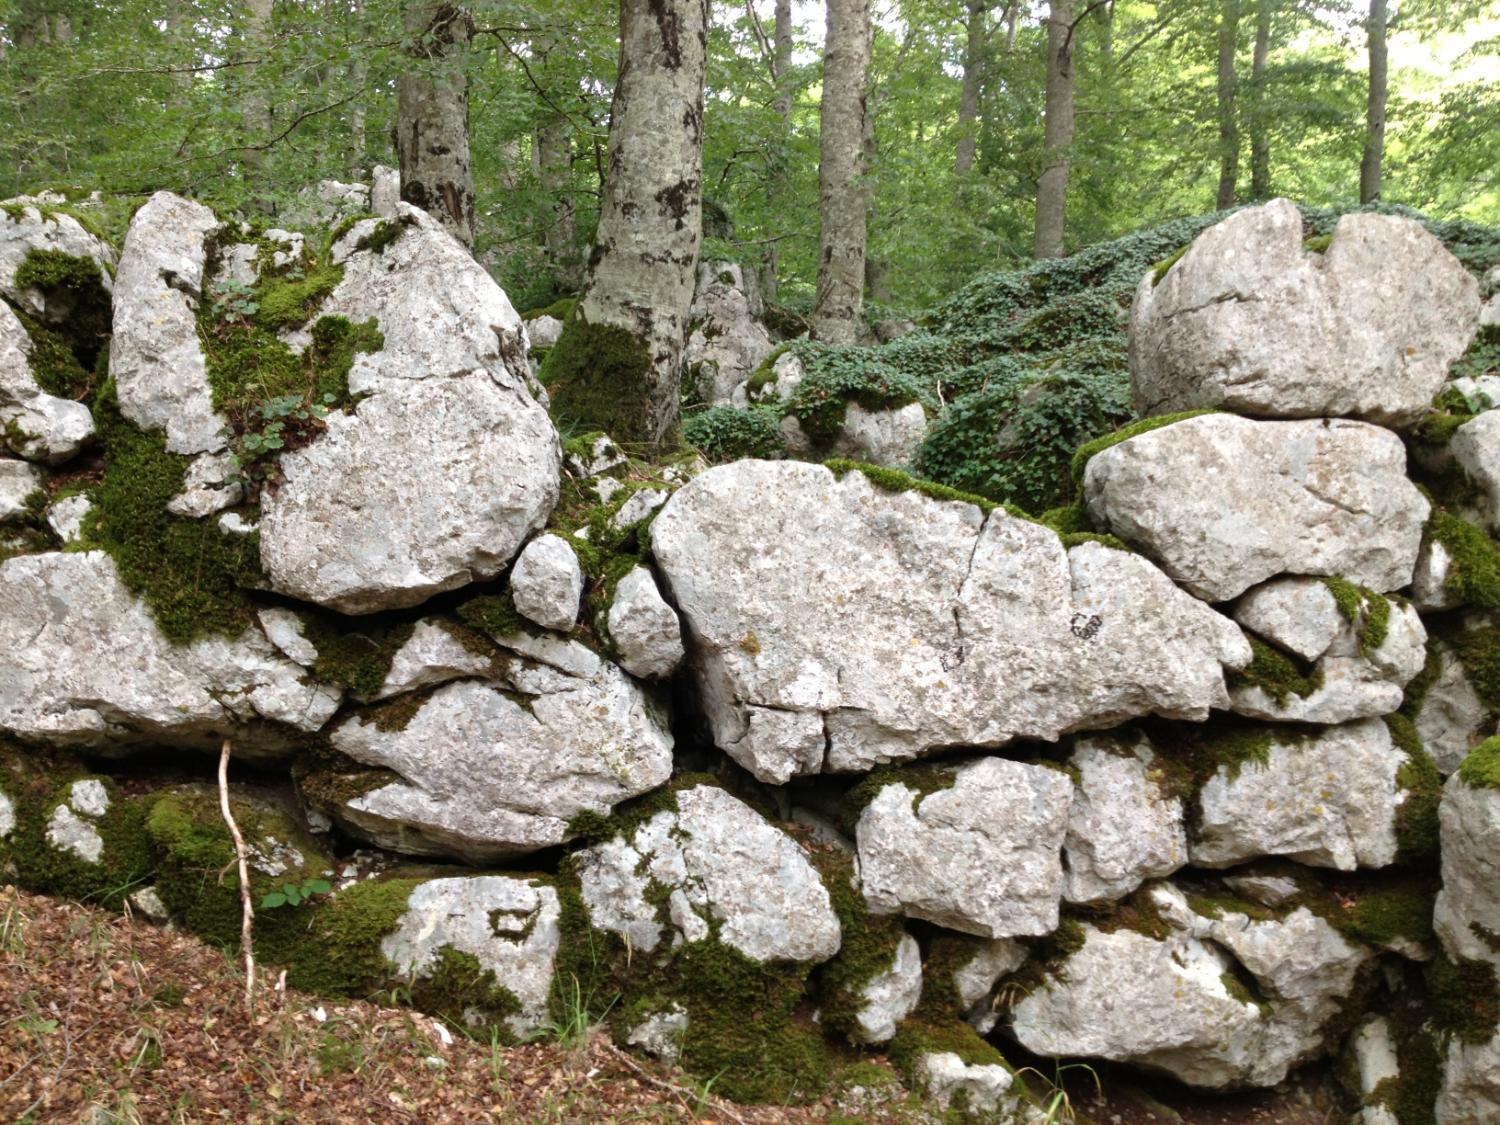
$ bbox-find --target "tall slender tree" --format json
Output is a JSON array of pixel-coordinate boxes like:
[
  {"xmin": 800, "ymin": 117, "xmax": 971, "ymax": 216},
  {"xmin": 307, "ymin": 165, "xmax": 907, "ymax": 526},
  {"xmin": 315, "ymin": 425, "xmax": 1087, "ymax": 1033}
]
[
  {"xmin": 955, "ymin": 0, "xmax": 990, "ymax": 176},
  {"xmin": 1215, "ymin": 0, "xmax": 1240, "ymax": 208},
  {"xmin": 396, "ymin": 0, "xmax": 476, "ymax": 247},
  {"xmin": 1034, "ymin": 0, "xmax": 1075, "ymax": 259},
  {"xmin": 1248, "ymin": 0, "xmax": 1271, "ymax": 199},
  {"xmin": 813, "ymin": 0, "xmax": 872, "ymax": 343},
  {"xmin": 1360, "ymin": 0, "xmax": 1387, "ymax": 203},
  {"xmin": 761, "ymin": 0, "xmax": 795, "ymax": 301},
  {"xmin": 542, "ymin": 0, "xmax": 710, "ymax": 450}
]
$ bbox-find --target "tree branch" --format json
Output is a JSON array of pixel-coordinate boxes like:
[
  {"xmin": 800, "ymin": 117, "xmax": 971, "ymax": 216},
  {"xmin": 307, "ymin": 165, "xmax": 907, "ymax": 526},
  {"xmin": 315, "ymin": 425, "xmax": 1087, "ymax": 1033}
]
[{"xmin": 218, "ymin": 740, "xmax": 256, "ymax": 1018}]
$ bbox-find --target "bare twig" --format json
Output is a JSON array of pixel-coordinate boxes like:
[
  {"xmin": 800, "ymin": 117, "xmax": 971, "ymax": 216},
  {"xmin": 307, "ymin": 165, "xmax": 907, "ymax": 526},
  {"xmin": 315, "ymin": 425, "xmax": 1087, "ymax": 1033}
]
[
  {"xmin": 217, "ymin": 739, "xmax": 256, "ymax": 1017},
  {"xmin": 602, "ymin": 1041, "xmax": 749, "ymax": 1125}
]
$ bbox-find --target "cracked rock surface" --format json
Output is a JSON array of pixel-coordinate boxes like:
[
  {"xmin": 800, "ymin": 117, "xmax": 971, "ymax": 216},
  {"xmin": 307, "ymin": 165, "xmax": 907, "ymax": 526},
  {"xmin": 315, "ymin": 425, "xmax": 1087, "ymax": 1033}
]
[{"xmin": 651, "ymin": 460, "xmax": 1249, "ymax": 784}]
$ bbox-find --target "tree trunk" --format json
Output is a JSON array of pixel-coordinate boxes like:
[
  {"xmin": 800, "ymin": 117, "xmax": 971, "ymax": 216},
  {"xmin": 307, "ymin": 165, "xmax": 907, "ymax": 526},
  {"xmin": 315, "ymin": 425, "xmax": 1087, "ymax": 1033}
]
[
  {"xmin": 1005, "ymin": 2, "xmax": 1018, "ymax": 52},
  {"xmin": 813, "ymin": 0, "xmax": 872, "ymax": 344},
  {"xmin": 1215, "ymin": 0, "xmax": 1239, "ymax": 210},
  {"xmin": 1360, "ymin": 0, "xmax": 1387, "ymax": 204},
  {"xmin": 1249, "ymin": 0, "xmax": 1271, "ymax": 199},
  {"xmin": 1033, "ymin": 0, "xmax": 1074, "ymax": 260},
  {"xmin": 537, "ymin": 116, "xmax": 580, "ymax": 288},
  {"xmin": 955, "ymin": 0, "xmax": 988, "ymax": 176},
  {"xmin": 349, "ymin": 0, "xmax": 368, "ymax": 174},
  {"xmin": 541, "ymin": 0, "xmax": 709, "ymax": 452},
  {"xmin": 761, "ymin": 0, "xmax": 794, "ymax": 302},
  {"xmin": 396, "ymin": 0, "xmax": 476, "ymax": 247}
]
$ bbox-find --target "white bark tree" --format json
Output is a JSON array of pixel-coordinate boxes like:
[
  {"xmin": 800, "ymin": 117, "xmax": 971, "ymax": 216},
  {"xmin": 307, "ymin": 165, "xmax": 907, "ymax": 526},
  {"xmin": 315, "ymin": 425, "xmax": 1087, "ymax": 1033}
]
[
  {"xmin": 396, "ymin": 0, "xmax": 476, "ymax": 247},
  {"xmin": 812, "ymin": 0, "xmax": 872, "ymax": 344},
  {"xmin": 1033, "ymin": 0, "xmax": 1075, "ymax": 259}
]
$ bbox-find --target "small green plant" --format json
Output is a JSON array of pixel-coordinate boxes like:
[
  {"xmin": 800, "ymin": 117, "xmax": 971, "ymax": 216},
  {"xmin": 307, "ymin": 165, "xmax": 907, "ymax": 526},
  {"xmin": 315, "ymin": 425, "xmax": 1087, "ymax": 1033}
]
[
  {"xmin": 536, "ymin": 972, "xmax": 615, "ymax": 1052},
  {"xmin": 259, "ymin": 877, "xmax": 333, "ymax": 910},
  {"xmin": 208, "ymin": 277, "xmax": 259, "ymax": 322},
  {"xmin": 224, "ymin": 391, "xmax": 338, "ymax": 494}
]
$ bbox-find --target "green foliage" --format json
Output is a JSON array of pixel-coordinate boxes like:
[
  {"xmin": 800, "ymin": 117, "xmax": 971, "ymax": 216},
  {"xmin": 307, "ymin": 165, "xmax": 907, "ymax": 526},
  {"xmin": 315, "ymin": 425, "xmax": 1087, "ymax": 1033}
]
[
  {"xmin": 1455, "ymin": 626, "xmax": 1500, "ymax": 712},
  {"xmin": 261, "ymin": 877, "xmax": 334, "ymax": 910},
  {"xmin": 1459, "ymin": 733, "xmax": 1500, "ymax": 790},
  {"xmin": 683, "ymin": 404, "xmax": 786, "ymax": 463}
]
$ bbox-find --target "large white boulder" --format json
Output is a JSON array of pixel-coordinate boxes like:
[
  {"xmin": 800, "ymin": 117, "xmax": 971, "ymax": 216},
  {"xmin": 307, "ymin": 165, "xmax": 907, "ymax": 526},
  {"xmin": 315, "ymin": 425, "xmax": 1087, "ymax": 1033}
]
[
  {"xmin": 1011, "ymin": 883, "xmax": 1373, "ymax": 1089},
  {"xmin": 1131, "ymin": 199, "xmax": 1480, "ymax": 426},
  {"xmin": 651, "ymin": 461, "xmax": 1250, "ymax": 784},
  {"xmin": 574, "ymin": 783, "xmax": 840, "ymax": 964},
  {"xmin": 313, "ymin": 663, "xmax": 673, "ymax": 863},
  {"xmin": 0, "ymin": 551, "xmax": 340, "ymax": 754},
  {"xmin": 0, "ymin": 199, "xmax": 116, "ymax": 322},
  {"xmin": 683, "ymin": 260, "xmax": 775, "ymax": 405},
  {"xmin": 855, "ymin": 757, "xmax": 1074, "ymax": 939},
  {"xmin": 1084, "ymin": 414, "xmax": 1429, "ymax": 603},
  {"xmin": 109, "ymin": 192, "xmax": 226, "ymax": 455},
  {"xmin": 1191, "ymin": 718, "xmax": 1409, "ymax": 871},
  {"xmin": 258, "ymin": 207, "xmax": 560, "ymax": 613},
  {"xmin": 0, "ymin": 300, "xmax": 94, "ymax": 463}
]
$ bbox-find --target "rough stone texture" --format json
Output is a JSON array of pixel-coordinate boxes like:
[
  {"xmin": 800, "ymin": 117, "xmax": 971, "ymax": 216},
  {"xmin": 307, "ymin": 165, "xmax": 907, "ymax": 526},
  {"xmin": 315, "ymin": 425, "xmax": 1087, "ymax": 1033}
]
[
  {"xmin": 128, "ymin": 886, "xmax": 172, "ymax": 925},
  {"xmin": 1131, "ymin": 199, "xmax": 1480, "ymax": 427},
  {"xmin": 374, "ymin": 620, "xmax": 490, "ymax": 700},
  {"xmin": 780, "ymin": 402, "xmax": 928, "ymax": 468},
  {"xmin": 1191, "ymin": 718, "xmax": 1406, "ymax": 871},
  {"xmin": 1012, "ymin": 883, "xmax": 1371, "ymax": 1089},
  {"xmin": 1414, "ymin": 641, "xmax": 1491, "ymax": 775},
  {"xmin": 607, "ymin": 567, "xmax": 684, "ymax": 680},
  {"xmin": 564, "ymin": 433, "xmax": 627, "ymax": 478},
  {"xmin": 850, "ymin": 932, "xmax": 922, "ymax": 1044},
  {"xmin": 1348, "ymin": 1018, "xmax": 1401, "ymax": 1125},
  {"xmin": 684, "ymin": 260, "xmax": 774, "ymax": 405},
  {"xmin": 0, "ymin": 458, "xmax": 42, "ymax": 520},
  {"xmin": 318, "ymin": 664, "xmax": 672, "ymax": 863},
  {"xmin": 1084, "ymin": 414, "xmax": 1429, "ymax": 603},
  {"xmin": 381, "ymin": 876, "xmax": 560, "ymax": 1037},
  {"xmin": 0, "ymin": 301, "xmax": 94, "ymax": 463},
  {"xmin": 260, "ymin": 372, "xmax": 558, "ymax": 614},
  {"xmin": 166, "ymin": 452, "xmax": 243, "ymax": 518},
  {"xmin": 1230, "ymin": 583, "xmax": 1426, "ymax": 724},
  {"xmin": 0, "ymin": 552, "xmax": 341, "ymax": 754},
  {"xmin": 526, "ymin": 314, "xmax": 564, "ymax": 351},
  {"xmin": 259, "ymin": 208, "xmax": 559, "ymax": 614},
  {"xmin": 856, "ymin": 758, "xmax": 1073, "ymax": 939},
  {"xmin": 1433, "ymin": 772, "xmax": 1500, "ymax": 968},
  {"xmin": 1438, "ymin": 1037, "xmax": 1500, "ymax": 1125},
  {"xmin": 652, "ymin": 461, "xmax": 1250, "ymax": 784},
  {"xmin": 954, "ymin": 939, "xmax": 1029, "ymax": 1034},
  {"xmin": 510, "ymin": 534, "xmax": 583, "ymax": 633},
  {"xmin": 1412, "ymin": 538, "xmax": 1464, "ymax": 613},
  {"xmin": 609, "ymin": 488, "xmax": 668, "ymax": 530},
  {"xmin": 1451, "ymin": 411, "xmax": 1500, "ymax": 534},
  {"xmin": 0, "ymin": 788, "xmax": 14, "ymax": 840},
  {"xmin": 370, "ymin": 165, "xmax": 400, "ymax": 217},
  {"xmin": 0, "ymin": 200, "xmax": 116, "ymax": 322},
  {"xmin": 912, "ymin": 1053, "xmax": 1021, "ymax": 1115},
  {"xmin": 1063, "ymin": 735, "xmax": 1187, "ymax": 904},
  {"xmin": 256, "ymin": 608, "xmax": 317, "ymax": 667},
  {"xmin": 45, "ymin": 778, "xmax": 110, "ymax": 863},
  {"xmin": 574, "ymin": 783, "xmax": 840, "ymax": 964},
  {"xmin": 625, "ymin": 1005, "xmax": 689, "ymax": 1064},
  {"xmin": 1234, "ymin": 578, "xmax": 1344, "ymax": 662},
  {"xmin": 46, "ymin": 494, "xmax": 91, "ymax": 544},
  {"xmin": 109, "ymin": 192, "xmax": 226, "ymax": 455}
]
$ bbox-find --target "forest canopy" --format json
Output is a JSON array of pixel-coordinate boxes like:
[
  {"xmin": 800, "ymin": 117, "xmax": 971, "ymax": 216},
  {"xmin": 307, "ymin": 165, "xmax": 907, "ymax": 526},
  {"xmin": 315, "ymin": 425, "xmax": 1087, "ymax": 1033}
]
[{"xmin": 0, "ymin": 0, "xmax": 1495, "ymax": 312}]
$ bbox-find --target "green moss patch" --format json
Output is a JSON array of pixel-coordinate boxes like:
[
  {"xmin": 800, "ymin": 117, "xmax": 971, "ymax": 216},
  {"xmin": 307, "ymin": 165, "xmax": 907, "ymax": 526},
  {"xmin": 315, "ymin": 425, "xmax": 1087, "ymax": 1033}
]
[
  {"xmin": 1228, "ymin": 637, "xmax": 1325, "ymax": 706},
  {"xmin": 1429, "ymin": 511, "xmax": 1500, "ymax": 609},
  {"xmin": 1458, "ymin": 733, "xmax": 1500, "ymax": 790},
  {"xmin": 1070, "ymin": 410, "xmax": 1215, "ymax": 485},
  {"xmin": 12, "ymin": 247, "xmax": 111, "ymax": 356},
  {"xmin": 539, "ymin": 314, "xmax": 660, "ymax": 445},
  {"xmin": 84, "ymin": 381, "xmax": 262, "ymax": 643},
  {"xmin": 300, "ymin": 612, "xmax": 416, "ymax": 701},
  {"xmin": 10, "ymin": 304, "xmax": 98, "ymax": 402},
  {"xmin": 1149, "ymin": 243, "xmax": 1191, "ymax": 286},
  {"xmin": 1385, "ymin": 714, "xmax": 1443, "ymax": 862},
  {"xmin": 1322, "ymin": 577, "xmax": 1392, "ymax": 654},
  {"xmin": 283, "ymin": 876, "xmax": 422, "ymax": 997},
  {"xmin": 1430, "ymin": 953, "xmax": 1500, "ymax": 1046},
  {"xmin": 825, "ymin": 460, "xmax": 996, "ymax": 513},
  {"xmin": 1455, "ymin": 626, "xmax": 1500, "ymax": 713},
  {"xmin": 809, "ymin": 848, "xmax": 908, "ymax": 1041},
  {"xmin": 520, "ymin": 295, "xmax": 578, "ymax": 323}
]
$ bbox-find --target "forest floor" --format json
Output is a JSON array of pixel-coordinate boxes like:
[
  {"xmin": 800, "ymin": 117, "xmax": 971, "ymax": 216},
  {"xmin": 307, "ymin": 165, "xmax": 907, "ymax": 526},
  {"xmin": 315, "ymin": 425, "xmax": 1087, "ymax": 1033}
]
[{"xmin": 0, "ymin": 885, "xmax": 1346, "ymax": 1124}]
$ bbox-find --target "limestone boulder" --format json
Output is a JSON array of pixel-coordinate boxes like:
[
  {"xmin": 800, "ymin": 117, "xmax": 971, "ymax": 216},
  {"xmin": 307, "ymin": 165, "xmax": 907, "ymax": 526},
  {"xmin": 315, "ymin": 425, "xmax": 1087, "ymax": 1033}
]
[
  {"xmin": 0, "ymin": 551, "xmax": 340, "ymax": 754},
  {"xmin": 856, "ymin": 758, "xmax": 1074, "ymax": 939},
  {"xmin": 1191, "ymin": 718, "xmax": 1409, "ymax": 871},
  {"xmin": 651, "ymin": 461, "xmax": 1250, "ymax": 784},
  {"xmin": 1063, "ymin": 735, "xmax": 1187, "ymax": 904},
  {"xmin": 0, "ymin": 457, "xmax": 42, "ymax": 520},
  {"xmin": 510, "ymin": 533, "xmax": 583, "ymax": 633},
  {"xmin": 109, "ymin": 192, "xmax": 226, "ymax": 455},
  {"xmin": 0, "ymin": 301, "xmax": 94, "ymax": 463},
  {"xmin": 953, "ymin": 938, "xmax": 1030, "ymax": 1034},
  {"xmin": 1438, "ymin": 1038, "xmax": 1500, "ymax": 1125},
  {"xmin": 1084, "ymin": 414, "xmax": 1429, "ymax": 603},
  {"xmin": 381, "ymin": 876, "xmax": 561, "ymax": 1037},
  {"xmin": 779, "ymin": 401, "xmax": 928, "ymax": 468},
  {"xmin": 1011, "ymin": 883, "xmax": 1372, "ymax": 1089},
  {"xmin": 1412, "ymin": 640, "xmax": 1492, "ymax": 774},
  {"xmin": 1451, "ymin": 411, "xmax": 1500, "ymax": 535},
  {"xmin": 1131, "ymin": 199, "xmax": 1480, "ymax": 426},
  {"xmin": 912, "ymin": 1053, "xmax": 1026, "ymax": 1116},
  {"xmin": 1230, "ymin": 579, "xmax": 1426, "ymax": 724},
  {"xmin": 606, "ymin": 566, "xmax": 684, "ymax": 680},
  {"xmin": 684, "ymin": 260, "xmax": 775, "ymax": 405},
  {"xmin": 373, "ymin": 619, "xmax": 491, "ymax": 700},
  {"xmin": 0, "ymin": 199, "xmax": 116, "ymax": 323},
  {"xmin": 849, "ymin": 933, "xmax": 923, "ymax": 1044},
  {"xmin": 308, "ymin": 661, "xmax": 673, "ymax": 863},
  {"xmin": 573, "ymin": 782, "xmax": 840, "ymax": 963}
]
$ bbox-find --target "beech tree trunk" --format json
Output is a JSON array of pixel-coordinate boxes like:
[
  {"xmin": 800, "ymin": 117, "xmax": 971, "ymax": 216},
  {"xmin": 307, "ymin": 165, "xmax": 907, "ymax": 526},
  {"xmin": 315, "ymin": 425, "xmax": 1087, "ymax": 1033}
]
[
  {"xmin": 1360, "ymin": 0, "xmax": 1387, "ymax": 204},
  {"xmin": 1033, "ymin": 0, "xmax": 1074, "ymax": 260},
  {"xmin": 761, "ymin": 0, "xmax": 794, "ymax": 302},
  {"xmin": 813, "ymin": 0, "xmax": 872, "ymax": 344},
  {"xmin": 1215, "ymin": 0, "xmax": 1240, "ymax": 210},
  {"xmin": 955, "ymin": 0, "xmax": 988, "ymax": 176},
  {"xmin": 537, "ymin": 117, "xmax": 580, "ymax": 288},
  {"xmin": 542, "ymin": 0, "xmax": 709, "ymax": 451},
  {"xmin": 396, "ymin": 0, "xmax": 476, "ymax": 247},
  {"xmin": 1249, "ymin": 0, "xmax": 1271, "ymax": 199}
]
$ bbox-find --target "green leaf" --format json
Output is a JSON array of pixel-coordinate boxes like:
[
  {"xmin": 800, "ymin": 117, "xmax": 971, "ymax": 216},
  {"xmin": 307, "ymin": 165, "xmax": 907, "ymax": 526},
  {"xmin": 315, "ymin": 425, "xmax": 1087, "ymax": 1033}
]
[
  {"xmin": 305, "ymin": 878, "xmax": 333, "ymax": 896},
  {"xmin": 261, "ymin": 892, "xmax": 287, "ymax": 909}
]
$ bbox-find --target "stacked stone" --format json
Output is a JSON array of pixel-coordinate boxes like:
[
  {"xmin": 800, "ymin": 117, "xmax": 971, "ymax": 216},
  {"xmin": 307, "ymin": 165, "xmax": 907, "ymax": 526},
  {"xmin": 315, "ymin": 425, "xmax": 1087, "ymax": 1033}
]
[{"xmin": 1, "ymin": 188, "xmax": 1496, "ymax": 1117}]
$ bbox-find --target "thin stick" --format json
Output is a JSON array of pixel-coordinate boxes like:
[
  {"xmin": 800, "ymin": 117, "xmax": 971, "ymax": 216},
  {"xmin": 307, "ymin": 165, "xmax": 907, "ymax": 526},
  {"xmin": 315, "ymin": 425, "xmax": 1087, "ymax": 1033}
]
[{"xmin": 218, "ymin": 739, "xmax": 256, "ymax": 1016}]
